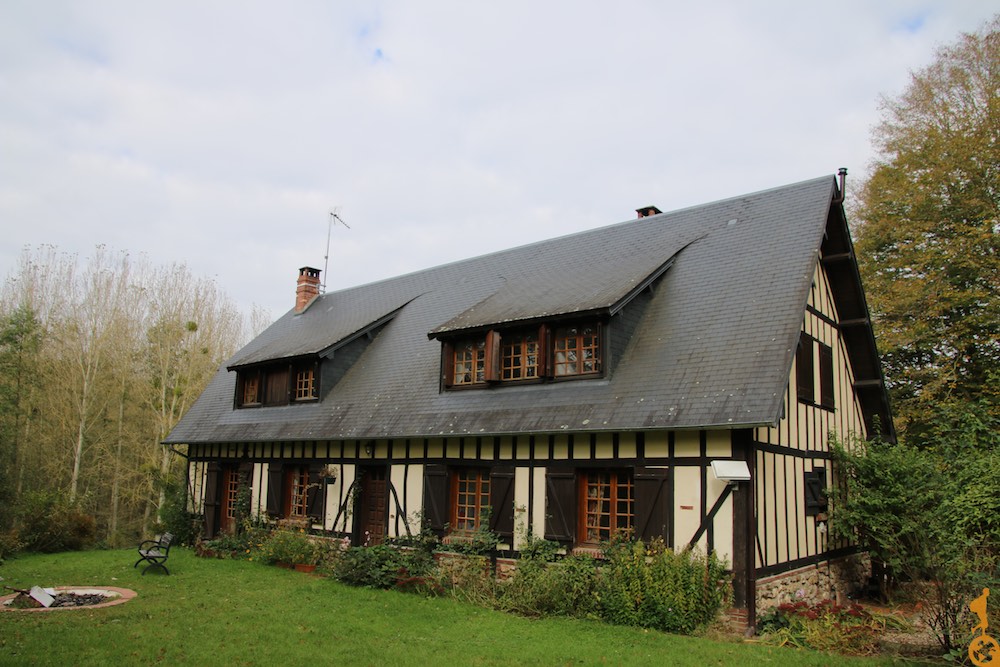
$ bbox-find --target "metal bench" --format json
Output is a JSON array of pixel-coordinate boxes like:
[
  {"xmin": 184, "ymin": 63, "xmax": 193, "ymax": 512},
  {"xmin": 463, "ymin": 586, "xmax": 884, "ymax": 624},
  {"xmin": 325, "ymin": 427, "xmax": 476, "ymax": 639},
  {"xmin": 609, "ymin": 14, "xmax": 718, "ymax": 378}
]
[{"xmin": 134, "ymin": 532, "xmax": 173, "ymax": 575}]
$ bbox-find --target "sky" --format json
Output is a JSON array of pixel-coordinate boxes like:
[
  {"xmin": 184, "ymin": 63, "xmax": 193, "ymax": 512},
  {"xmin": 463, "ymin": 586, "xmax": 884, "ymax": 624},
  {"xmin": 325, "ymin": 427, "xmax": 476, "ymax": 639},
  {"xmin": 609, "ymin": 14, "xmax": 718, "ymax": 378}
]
[{"xmin": 1, "ymin": 2, "xmax": 995, "ymax": 320}]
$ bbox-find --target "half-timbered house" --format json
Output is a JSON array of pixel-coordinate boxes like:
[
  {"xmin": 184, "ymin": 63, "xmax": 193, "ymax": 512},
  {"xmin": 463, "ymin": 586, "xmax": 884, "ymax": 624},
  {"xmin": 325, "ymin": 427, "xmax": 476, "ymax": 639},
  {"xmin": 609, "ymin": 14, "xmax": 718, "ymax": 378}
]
[{"xmin": 165, "ymin": 172, "xmax": 893, "ymax": 627}]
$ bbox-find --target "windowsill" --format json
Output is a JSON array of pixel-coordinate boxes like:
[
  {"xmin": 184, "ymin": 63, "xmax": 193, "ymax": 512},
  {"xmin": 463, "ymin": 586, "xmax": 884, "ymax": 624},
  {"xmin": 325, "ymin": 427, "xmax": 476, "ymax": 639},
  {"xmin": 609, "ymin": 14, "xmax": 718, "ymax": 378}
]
[{"xmin": 570, "ymin": 545, "xmax": 604, "ymax": 558}]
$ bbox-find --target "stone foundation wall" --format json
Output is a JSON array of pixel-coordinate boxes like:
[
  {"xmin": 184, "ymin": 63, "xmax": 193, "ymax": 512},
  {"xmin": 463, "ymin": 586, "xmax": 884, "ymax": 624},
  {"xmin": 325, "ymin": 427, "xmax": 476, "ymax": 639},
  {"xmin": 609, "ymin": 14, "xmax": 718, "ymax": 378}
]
[{"xmin": 756, "ymin": 553, "xmax": 870, "ymax": 612}]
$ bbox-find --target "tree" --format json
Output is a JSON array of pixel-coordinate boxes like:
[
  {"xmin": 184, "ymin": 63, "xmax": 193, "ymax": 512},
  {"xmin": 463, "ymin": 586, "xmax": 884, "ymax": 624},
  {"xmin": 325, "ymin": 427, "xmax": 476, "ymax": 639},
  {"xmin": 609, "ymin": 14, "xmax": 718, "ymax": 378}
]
[
  {"xmin": 0, "ymin": 305, "xmax": 42, "ymax": 526},
  {"xmin": 853, "ymin": 15, "xmax": 999, "ymax": 441},
  {"xmin": 0, "ymin": 246, "xmax": 248, "ymax": 546}
]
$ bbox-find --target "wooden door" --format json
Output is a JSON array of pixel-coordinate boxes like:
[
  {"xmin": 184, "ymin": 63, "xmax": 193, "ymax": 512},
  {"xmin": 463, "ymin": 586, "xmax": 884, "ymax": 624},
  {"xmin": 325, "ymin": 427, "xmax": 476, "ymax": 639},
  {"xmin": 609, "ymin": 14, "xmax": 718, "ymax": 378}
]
[
  {"xmin": 358, "ymin": 467, "xmax": 387, "ymax": 546},
  {"xmin": 219, "ymin": 465, "xmax": 241, "ymax": 534}
]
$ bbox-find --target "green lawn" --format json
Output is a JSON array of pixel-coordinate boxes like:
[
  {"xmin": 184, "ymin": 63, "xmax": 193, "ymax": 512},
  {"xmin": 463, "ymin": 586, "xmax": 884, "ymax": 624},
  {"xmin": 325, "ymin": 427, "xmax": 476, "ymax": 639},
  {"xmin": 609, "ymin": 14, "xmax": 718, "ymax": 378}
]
[{"xmin": 0, "ymin": 549, "xmax": 921, "ymax": 666}]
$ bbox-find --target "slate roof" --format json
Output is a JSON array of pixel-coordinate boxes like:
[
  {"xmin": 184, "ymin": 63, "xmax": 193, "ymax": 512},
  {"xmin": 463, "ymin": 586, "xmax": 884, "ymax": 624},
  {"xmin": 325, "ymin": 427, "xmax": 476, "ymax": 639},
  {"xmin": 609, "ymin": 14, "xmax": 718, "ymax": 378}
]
[{"xmin": 165, "ymin": 175, "xmax": 893, "ymax": 445}]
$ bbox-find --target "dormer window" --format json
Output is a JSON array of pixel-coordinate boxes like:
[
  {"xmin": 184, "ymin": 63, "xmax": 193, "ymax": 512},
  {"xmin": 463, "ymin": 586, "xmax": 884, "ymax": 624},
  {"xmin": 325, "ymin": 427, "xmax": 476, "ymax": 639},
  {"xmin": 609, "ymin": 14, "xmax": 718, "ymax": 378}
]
[
  {"xmin": 554, "ymin": 324, "xmax": 601, "ymax": 377},
  {"xmin": 236, "ymin": 358, "xmax": 319, "ymax": 407},
  {"xmin": 442, "ymin": 321, "xmax": 601, "ymax": 389},
  {"xmin": 501, "ymin": 331, "xmax": 540, "ymax": 380},
  {"xmin": 453, "ymin": 338, "xmax": 487, "ymax": 386},
  {"xmin": 295, "ymin": 365, "xmax": 317, "ymax": 401}
]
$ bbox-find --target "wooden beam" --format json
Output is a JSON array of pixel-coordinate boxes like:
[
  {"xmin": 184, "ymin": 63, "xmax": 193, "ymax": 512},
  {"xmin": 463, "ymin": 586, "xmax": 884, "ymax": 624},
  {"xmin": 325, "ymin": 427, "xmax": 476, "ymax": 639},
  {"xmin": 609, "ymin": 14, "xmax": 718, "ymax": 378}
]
[
  {"xmin": 821, "ymin": 251, "xmax": 853, "ymax": 264},
  {"xmin": 839, "ymin": 317, "xmax": 870, "ymax": 328}
]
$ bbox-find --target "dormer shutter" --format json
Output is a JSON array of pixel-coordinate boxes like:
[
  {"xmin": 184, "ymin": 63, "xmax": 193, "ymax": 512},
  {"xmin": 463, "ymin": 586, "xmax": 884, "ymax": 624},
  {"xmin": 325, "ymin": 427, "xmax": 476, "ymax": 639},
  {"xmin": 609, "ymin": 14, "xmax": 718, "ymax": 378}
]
[
  {"xmin": 538, "ymin": 324, "xmax": 551, "ymax": 378},
  {"xmin": 484, "ymin": 330, "xmax": 501, "ymax": 382},
  {"xmin": 442, "ymin": 341, "xmax": 455, "ymax": 388}
]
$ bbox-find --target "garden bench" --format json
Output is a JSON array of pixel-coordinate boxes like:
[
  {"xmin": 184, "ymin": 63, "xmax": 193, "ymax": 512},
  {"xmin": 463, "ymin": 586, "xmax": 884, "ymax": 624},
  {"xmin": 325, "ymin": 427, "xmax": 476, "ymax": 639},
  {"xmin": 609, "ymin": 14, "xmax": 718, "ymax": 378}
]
[{"xmin": 134, "ymin": 532, "xmax": 173, "ymax": 575}]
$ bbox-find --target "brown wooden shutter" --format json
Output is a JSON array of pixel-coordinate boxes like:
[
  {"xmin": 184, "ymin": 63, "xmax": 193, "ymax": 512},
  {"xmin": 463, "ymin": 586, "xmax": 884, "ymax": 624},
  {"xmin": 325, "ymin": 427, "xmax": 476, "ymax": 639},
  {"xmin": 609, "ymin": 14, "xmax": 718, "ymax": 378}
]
[
  {"xmin": 537, "ymin": 324, "xmax": 551, "ymax": 378},
  {"xmin": 819, "ymin": 343, "xmax": 835, "ymax": 409},
  {"xmin": 489, "ymin": 466, "xmax": 516, "ymax": 542},
  {"xmin": 266, "ymin": 463, "xmax": 284, "ymax": 518},
  {"xmin": 484, "ymin": 330, "xmax": 501, "ymax": 382},
  {"xmin": 634, "ymin": 467, "xmax": 671, "ymax": 542},
  {"xmin": 442, "ymin": 341, "xmax": 455, "ymax": 388},
  {"xmin": 796, "ymin": 336, "xmax": 814, "ymax": 403},
  {"xmin": 203, "ymin": 462, "xmax": 221, "ymax": 539},
  {"xmin": 544, "ymin": 469, "xmax": 577, "ymax": 544},
  {"xmin": 306, "ymin": 463, "xmax": 324, "ymax": 519},
  {"xmin": 423, "ymin": 464, "xmax": 450, "ymax": 535},
  {"xmin": 264, "ymin": 367, "xmax": 290, "ymax": 406}
]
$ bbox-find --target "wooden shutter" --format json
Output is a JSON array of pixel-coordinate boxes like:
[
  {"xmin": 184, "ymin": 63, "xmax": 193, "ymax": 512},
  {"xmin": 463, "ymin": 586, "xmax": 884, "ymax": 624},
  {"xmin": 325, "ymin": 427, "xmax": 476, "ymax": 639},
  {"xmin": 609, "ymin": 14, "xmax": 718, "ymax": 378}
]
[
  {"xmin": 537, "ymin": 324, "xmax": 551, "ymax": 378},
  {"xmin": 266, "ymin": 463, "xmax": 284, "ymax": 518},
  {"xmin": 796, "ymin": 336, "xmax": 814, "ymax": 403},
  {"xmin": 544, "ymin": 469, "xmax": 577, "ymax": 544},
  {"xmin": 442, "ymin": 341, "xmax": 455, "ymax": 388},
  {"xmin": 423, "ymin": 464, "xmax": 450, "ymax": 535},
  {"xmin": 819, "ymin": 343, "xmax": 835, "ymax": 409},
  {"xmin": 306, "ymin": 463, "xmax": 324, "ymax": 519},
  {"xmin": 264, "ymin": 367, "xmax": 290, "ymax": 406},
  {"xmin": 203, "ymin": 462, "xmax": 221, "ymax": 539},
  {"xmin": 804, "ymin": 467, "xmax": 827, "ymax": 516},
  {"xmin": 634, "ymin": 467, "xmax": 671, "ymax": 542},
  {"xmin": 484, "ymin": 330, "xmax": 501, "ymax": 382},
  {"xmin": 488, "ymin": 466, "xmax": 516, "ymax": 542}
]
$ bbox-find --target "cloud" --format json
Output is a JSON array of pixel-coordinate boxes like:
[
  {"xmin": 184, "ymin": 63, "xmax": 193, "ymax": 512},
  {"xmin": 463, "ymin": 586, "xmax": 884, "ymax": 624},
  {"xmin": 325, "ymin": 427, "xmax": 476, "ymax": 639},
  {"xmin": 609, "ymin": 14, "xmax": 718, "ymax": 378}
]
[{"xmin": 0, "ymin": 1, "xmax": 994, "ymax": 320}]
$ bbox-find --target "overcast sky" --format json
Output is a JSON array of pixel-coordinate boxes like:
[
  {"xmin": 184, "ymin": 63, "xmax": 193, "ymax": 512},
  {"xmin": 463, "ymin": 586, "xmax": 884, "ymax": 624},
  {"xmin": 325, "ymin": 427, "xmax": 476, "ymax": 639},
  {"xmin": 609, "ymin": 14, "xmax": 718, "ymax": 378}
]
[{"xmin": 1, "ymin": 2, "xmax": 994, "ymax": 319}]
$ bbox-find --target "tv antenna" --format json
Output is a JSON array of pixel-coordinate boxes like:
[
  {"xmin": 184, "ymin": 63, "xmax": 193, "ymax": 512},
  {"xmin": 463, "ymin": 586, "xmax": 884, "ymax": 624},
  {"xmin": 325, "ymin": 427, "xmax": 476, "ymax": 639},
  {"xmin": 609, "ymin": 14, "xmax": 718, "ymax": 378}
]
[{"xmin": 322, "ymin": 208, "xmax": 351, "ymax": 293}]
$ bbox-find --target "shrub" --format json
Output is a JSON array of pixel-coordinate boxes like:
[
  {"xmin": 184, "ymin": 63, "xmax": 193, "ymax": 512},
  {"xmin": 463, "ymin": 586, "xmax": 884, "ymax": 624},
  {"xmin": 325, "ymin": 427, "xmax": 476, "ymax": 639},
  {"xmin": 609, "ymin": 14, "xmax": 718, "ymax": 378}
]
[
  {"xmin": 157, "ymin": 476, "xmax": 202, "ymax": 547},
  {"xmin": 0, "ymin": 529, "xmax": 22, "ymax": 562},
  {"xmin": 595, "ymin": 539, "xmax": 730, "ymax": 634},
  {"xmin": 13, "ymin": 490, "xmax": 96, "ymax": 553},
  {"xmin": 496, "ymin": 553, "xmax": 599, "ymax": 618},
  {"xmin": 333, "ymin": 544, "xmax": 406, "ymax": 588},
  {"xmin": 267, "ymin": 528, "xmax": 320, "ymax": 565}
]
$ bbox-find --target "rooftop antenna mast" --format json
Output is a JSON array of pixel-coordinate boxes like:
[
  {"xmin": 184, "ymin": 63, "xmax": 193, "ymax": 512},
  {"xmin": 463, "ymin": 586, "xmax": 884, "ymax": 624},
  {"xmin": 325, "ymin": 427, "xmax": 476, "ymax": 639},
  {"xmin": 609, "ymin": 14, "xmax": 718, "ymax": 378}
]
[{"xmin": 322, "ymin": 208, "xmax": 351, "ymax": 293}]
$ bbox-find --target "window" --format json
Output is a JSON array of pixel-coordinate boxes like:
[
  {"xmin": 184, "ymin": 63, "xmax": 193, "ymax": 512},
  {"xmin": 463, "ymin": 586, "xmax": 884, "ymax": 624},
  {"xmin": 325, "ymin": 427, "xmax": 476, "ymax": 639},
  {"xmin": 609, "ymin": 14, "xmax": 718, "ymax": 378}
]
[
  {"xmin": 796, "ymin": 335, "xmax": 815, "ymax": 403},
  {"xmin": 453, "ymin": 338, "xmax": 487, "ymax": 386},
  {"xmin": 442, "ymin": 321, "xmax": 601, "ymax": 389},
  {"xmin": 804, "ymin": 468, "xmax": 828, "ymax": 516},
  {"xmin": 796, "ymin": 334, "xmax": 835, "ymax": 409},
  {"xmin": 295, "ymin": 365, "xmax": 317, "ymax": 401},
  {"xmin": 501, "ymin": 331, "xmax": 539, "ymax": 380},
  {"xmin": 286, "ymin": 466, "xmax": 310, "ymax": 519},
  {"xmin": 423, "ymin": 465, "xmax": 515, "ymax": 543},
  {"xmin": 578, "ymin": 470, "xmax": 634, "ymax": 545},
  {"xmin": 241, "ymin": 371, "xmax": 261, "ymax": 406},
  {"xmin": 819, "ymin": 343, "xmax": 835, "ymax": 409},
  {"xmin": 554, "ymin": 325, "xmax": 601, "ymax": 376},
  {"xmin": 450, "ymin": 469, "xmax": 491, "ymax": 532},
  {"xmin": 236, "ymin": 359, "xmax": 319, "ymax": 407}
]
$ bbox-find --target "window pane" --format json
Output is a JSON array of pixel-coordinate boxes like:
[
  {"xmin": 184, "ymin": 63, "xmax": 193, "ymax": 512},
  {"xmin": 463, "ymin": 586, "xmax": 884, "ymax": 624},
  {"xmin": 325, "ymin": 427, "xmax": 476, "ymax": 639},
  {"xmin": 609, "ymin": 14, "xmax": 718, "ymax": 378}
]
[
  {"xmin": 452, "ymin": 469, "xmax": 490, "ymax": 532},
  {"xmin": 580, "ymin": 470, "xmax": 633, "ymax": 544}
]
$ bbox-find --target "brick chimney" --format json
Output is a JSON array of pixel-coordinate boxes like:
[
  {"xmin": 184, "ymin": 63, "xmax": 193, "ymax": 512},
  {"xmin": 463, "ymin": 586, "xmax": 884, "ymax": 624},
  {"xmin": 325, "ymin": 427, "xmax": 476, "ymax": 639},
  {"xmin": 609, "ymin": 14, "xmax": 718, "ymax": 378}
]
[{"xmin": 295, "ymin": 267, "xmax": 321, "ymax": 312}]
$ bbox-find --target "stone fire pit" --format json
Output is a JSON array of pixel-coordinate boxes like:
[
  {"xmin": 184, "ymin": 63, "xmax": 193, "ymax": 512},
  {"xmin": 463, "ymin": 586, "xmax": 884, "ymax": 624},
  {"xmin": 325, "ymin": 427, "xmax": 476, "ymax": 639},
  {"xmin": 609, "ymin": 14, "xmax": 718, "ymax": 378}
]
[{"xmin": 1, "ymin": 586, "xmax": 136, "ymax": 611}]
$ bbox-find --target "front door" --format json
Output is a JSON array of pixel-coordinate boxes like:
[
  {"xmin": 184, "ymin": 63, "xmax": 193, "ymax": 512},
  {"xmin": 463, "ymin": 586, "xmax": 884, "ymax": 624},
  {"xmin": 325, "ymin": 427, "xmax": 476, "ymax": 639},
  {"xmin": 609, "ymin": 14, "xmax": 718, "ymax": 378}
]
[
  {"xmin": 219, "ymin": 465, "xmax": 241, "ymax": 534},
  {"xmin": 358, "ymin": 467, "xmax": 387, "ymax": 546}
]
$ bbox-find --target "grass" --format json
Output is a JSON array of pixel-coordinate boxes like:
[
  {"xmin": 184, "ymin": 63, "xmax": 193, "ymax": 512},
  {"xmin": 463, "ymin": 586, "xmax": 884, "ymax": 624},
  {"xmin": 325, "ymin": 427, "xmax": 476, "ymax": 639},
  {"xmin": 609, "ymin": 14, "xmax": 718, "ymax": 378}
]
[{"xmin": 1, "ymin": 549, "xmax": 922, "ymax": 666}]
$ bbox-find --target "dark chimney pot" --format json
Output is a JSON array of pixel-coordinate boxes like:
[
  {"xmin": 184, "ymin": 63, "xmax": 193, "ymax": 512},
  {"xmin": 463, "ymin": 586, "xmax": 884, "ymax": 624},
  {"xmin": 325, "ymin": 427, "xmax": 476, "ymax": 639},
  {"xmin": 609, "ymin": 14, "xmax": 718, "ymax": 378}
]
[
  {"xmin": 296, "ymin": 266, "xmax": 321, "ymax": 312},
  {"xmin": 636, "ymin": 205, "xmax": 662, "ymax": 219}
]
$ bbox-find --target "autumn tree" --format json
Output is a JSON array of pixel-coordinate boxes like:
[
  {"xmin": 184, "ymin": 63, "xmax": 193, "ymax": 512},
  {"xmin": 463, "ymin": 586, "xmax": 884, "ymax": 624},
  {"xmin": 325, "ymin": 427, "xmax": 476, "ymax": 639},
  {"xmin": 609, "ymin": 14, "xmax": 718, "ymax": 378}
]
[
  {"xmin": 0, "ymin": 246, "xmax": 247, "ymax": 546},
  {"xmin": 853, "ymin": 15, "xmax": 1000, "ymax": 440}
]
